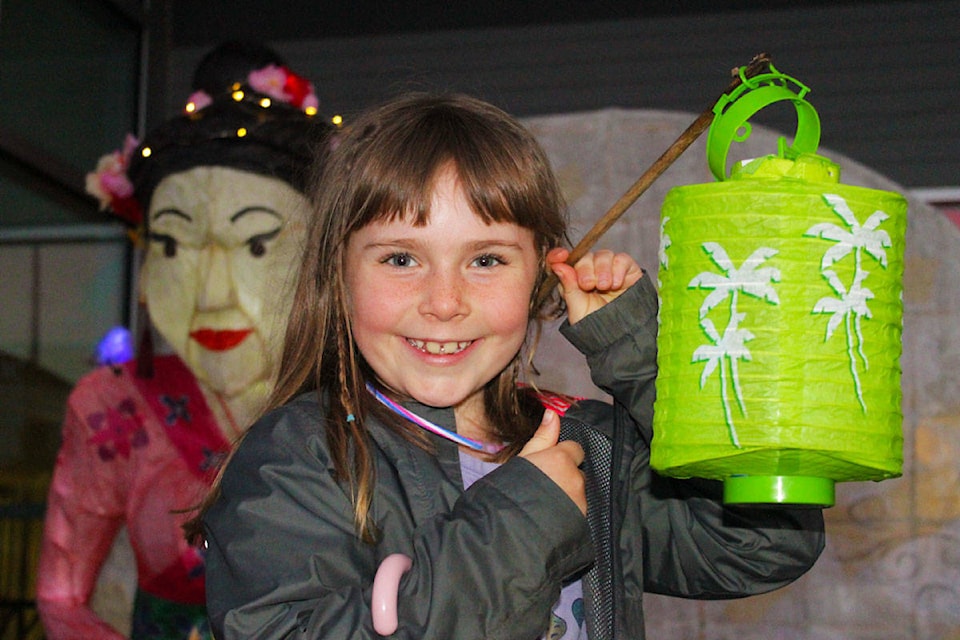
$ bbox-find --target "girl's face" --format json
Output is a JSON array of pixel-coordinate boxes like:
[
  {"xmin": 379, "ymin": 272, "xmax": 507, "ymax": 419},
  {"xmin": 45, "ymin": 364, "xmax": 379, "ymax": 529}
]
[
  {"xmin": 345, "ymin": 167, "xmax": 540, "ymax": 414},
  {"xmin": 140, "ymin": 166, "xmax": 309, "ymax": 396}
]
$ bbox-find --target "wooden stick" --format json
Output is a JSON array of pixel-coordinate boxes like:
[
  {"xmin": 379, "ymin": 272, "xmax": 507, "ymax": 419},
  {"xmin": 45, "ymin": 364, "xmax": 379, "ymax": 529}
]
[{"xmin": 538, "ymin": 53, "xmax": 773, "ymax": 305}]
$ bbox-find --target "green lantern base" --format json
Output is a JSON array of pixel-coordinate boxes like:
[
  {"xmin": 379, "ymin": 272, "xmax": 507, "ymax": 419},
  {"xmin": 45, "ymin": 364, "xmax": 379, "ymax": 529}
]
[{"xmin": 723, "ymin": 475, "xmax": 835, "ymax": 508}]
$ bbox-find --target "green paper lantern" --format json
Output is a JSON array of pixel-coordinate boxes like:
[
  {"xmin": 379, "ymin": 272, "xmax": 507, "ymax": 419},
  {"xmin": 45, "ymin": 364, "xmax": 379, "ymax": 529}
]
[{"xmin": 652, "ymin": 67, "xmax": 907, "ymax": 507}]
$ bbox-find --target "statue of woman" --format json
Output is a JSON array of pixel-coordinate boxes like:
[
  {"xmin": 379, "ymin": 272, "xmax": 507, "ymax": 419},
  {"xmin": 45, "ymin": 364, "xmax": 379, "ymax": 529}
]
[{"xmin": 36, "ymin": 41, "xmax": 335, "ymax": 639}]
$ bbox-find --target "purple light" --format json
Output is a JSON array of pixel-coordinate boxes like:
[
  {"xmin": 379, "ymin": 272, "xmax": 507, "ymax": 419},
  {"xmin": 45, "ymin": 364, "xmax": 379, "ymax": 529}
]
[{"xmin": 96, "ymin": 326, "xmax": 135, "ymax": 366}]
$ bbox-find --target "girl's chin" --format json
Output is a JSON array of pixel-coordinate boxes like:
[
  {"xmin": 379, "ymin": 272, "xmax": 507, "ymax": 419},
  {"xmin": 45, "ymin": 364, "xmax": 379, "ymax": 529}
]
[{"xmin": 401, "ymin": 384, "xmax": 481, "ymax": 410}]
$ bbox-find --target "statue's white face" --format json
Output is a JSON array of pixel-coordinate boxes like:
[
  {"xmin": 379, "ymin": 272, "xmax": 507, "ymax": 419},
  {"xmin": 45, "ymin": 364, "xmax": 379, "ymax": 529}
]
[{"xmin": 140, "ymin": 166, "xmax": 309, "ymax": 396}]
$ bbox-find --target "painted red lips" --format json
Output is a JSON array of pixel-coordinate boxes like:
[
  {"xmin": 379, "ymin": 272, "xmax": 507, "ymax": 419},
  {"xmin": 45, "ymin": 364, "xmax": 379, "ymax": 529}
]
[{"xmin": 189, "ymin": 328, "xmax": 253, "ymax": 351}]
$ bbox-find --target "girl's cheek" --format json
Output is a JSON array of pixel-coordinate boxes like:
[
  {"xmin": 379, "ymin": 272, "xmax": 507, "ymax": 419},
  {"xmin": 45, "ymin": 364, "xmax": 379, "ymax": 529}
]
[{"xmin": 349, "ymin": 273, "xmax": 402, "ymax": 321}]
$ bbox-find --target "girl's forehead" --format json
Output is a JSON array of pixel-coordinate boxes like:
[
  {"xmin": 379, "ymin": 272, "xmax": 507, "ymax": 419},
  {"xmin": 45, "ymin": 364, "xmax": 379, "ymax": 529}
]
[{"xmin": 352, "ymin": 207, "xmax": 535, "ymax": 251}]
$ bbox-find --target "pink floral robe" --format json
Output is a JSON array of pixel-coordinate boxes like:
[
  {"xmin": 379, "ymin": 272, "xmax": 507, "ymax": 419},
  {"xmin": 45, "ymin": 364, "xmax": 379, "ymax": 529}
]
[{"xmin": 37, "ymin": 355, "xmax": 229, "ymax": 639}]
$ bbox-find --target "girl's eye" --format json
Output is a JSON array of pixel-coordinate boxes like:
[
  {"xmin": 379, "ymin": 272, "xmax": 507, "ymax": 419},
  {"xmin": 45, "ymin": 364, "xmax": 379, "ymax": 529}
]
[
  {"xmin": 247, "ymin": 229, "xmax": 280, "ymax": 258},
  {"xmin": 472, "ymin": 254, "xmax": 504, "ymax": 268},
  {"xmin": 383, "ymin": 253, "xmax": 416, "ymax": 268},
  {"xmin": 148, "ymin": 233, "xmax": 178, "ymax": 258}
]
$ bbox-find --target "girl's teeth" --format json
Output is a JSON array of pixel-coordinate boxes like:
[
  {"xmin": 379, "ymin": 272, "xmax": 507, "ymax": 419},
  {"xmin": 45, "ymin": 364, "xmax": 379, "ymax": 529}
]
[
  {"xmin": 409, "ymin": 339, "xmax": 470, "ymax": 354},
  {"xmin": 427, "ymin": 341, "xmax": 457, "ymax": 354}
]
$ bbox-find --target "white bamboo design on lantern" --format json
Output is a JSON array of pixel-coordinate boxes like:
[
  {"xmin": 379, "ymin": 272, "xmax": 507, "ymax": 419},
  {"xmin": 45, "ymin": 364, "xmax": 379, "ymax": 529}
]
[
  {"xmin": 689, "ymin": 243, "xmax": 781, "ymax": 447},
  {"xmin": 805, "ymin": 193, "xmax": 892, "ymax": 412},
  {"xmin": 658, "ymin": 216, "xmax": 672, "ymax": 274},
  {"xmin": 657, "ymin": 216, "xmax": 671, "ymax": 322}
]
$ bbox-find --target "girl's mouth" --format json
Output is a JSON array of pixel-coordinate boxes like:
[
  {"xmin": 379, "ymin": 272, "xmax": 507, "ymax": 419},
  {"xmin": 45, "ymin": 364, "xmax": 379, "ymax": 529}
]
[
  {"xmin": 190, "ymin": 328, "xmax": 253, "ymax": 351},
  {"xmin": 406, "ymin": 339, "xmax": 472, "ymax": 355}
]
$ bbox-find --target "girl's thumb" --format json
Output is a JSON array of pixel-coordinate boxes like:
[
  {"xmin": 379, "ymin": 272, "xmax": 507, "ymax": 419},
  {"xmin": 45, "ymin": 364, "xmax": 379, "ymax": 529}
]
[{"xmin": 520, "ymin": 409, "xmax": 560, "ymax": 456}]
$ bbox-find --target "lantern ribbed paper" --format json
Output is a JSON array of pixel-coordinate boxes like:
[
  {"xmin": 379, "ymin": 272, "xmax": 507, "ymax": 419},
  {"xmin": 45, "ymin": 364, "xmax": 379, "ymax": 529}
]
[{"xmin": 653, "ymin": 153, "xmax": 907, "ymax": 506}]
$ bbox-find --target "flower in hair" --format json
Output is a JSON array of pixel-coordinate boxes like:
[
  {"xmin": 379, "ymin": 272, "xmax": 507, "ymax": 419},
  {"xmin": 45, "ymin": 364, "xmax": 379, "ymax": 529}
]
[
  {"xmin": 87, "ymin": 59, "xmax": 327, "ymax": 230},
  {"xmin": 185, "ymin": 90, "xmax": 213, "ymax": 113},
  {"xmin": 85, "ymin": 133, "xmax": 143, "ymax": 227},
  {"xmin": 247, "ymin": 64, "xmax": 318, "ymax": 111}
]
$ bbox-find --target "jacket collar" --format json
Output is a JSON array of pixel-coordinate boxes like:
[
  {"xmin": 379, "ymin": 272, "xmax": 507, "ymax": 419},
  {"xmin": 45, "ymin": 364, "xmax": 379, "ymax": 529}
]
[{"xmin": 364, "ymin": 398, "xmax": 466, "ymax": 519}]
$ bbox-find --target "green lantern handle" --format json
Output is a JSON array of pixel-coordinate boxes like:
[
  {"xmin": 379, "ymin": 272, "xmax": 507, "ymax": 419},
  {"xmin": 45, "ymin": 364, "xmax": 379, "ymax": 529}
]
[{"xmin": 706, "ymin": 64, "xmax": 821, "ymax": 181}]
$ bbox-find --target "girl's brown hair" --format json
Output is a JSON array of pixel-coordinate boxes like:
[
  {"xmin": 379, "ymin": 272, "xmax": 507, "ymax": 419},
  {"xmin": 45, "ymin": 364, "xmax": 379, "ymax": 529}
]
[{"xmin": 190, "ymin": 93, "xmax": 570, "ymax": 543}]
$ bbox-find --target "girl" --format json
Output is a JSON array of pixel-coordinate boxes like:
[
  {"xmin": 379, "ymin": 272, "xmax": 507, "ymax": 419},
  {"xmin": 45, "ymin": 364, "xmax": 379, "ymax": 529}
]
[{"xmin": 200, "ymin": 93, "xmax": 824, "ymax": 639}]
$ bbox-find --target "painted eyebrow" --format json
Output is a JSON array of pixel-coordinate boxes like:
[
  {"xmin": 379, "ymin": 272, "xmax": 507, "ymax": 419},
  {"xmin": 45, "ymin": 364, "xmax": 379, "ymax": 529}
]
[
  {"xmin": 231, "ymin": 206, "xmax": 282, "ymax": 223},
  {"xmin": 151, "ymin": 208, "xmax": 192, "ymax": 222}
]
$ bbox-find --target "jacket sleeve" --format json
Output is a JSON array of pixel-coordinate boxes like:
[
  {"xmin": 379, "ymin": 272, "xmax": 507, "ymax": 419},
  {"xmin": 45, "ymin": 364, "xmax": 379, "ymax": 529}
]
[
  {"xmin": 36, "ymin": 378, "xmax": 128, "ymax": 640},
  {"xmin": 203, "ymin": 399, "xmax": 594, "ymax": 639},
  {"xmin": 560, "ymin": 274, "xmax": 825, "ymax": 600}
]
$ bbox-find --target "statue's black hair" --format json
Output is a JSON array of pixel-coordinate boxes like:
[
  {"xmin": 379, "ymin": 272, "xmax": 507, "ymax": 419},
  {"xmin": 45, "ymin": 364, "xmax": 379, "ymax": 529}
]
[{"xmin": 127, "ymin": 41, "xmax": 334, "ymax": 207}]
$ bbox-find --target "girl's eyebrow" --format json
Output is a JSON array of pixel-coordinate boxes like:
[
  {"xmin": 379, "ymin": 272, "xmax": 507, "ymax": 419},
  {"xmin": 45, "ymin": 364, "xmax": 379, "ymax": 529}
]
[
  {"xmin": 231, "ymin": 206, "xmax": 282, "ymax": 223},
  {"xmin": 465, "ymin": 239, "xmax": 525, "ymax": 251},
  {"xmin": 152, "ymin": 208, "xmax": 192, "ymax": 222}
]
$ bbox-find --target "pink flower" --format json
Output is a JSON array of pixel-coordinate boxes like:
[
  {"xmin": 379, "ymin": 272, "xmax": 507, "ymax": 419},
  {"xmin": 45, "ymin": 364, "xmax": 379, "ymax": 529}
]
[
  {"xmin": 120, "ymin": 133, "xmax": 139, "ymax": 160},
  {"xmin": 185, "ymin": 90, "xmax": 212, "ymax": 112},
  {"xmin": 301, "ymin": 92, "xmax": 319, "ymax": 111},
  {"xmin": 247, "ymin": 64, "xmax": 319, "ymax": 112},
  {"xmin": 86, "ymin": 151, "xmax": 130, "ymax": 210},
  {"xmin": 85, "ymin": 134, "xmax": 143, "ymax": 225},
  {"xmin": 247, "ymin": 64, "xmax": 289, "ymax": 102}
]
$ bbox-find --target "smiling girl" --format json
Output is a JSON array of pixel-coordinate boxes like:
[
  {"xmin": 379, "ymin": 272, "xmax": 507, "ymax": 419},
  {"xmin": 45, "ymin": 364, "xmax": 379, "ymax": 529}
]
[{"xmin": 199, "ymin": 93, "xmax": 825, "ymax": 640}]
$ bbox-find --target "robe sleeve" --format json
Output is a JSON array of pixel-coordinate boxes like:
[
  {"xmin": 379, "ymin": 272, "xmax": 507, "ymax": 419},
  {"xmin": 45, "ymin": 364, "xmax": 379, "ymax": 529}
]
[{"xmin": 37, "ymin": 374, "xmax": 129, "ymax": 640}]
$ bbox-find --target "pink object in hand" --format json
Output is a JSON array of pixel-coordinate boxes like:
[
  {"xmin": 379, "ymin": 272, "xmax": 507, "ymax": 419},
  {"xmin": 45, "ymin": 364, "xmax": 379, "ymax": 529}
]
[{"xmin": 372, "ymin": 553, "xmax": 413, "ymax": 635}]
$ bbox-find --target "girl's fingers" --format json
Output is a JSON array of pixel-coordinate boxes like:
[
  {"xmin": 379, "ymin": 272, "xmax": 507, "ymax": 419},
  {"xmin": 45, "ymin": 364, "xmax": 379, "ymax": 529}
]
[
  {"xmin": 520, "ymin": 410, "xmax": 587, "ymax": 515},
  {"xmin": 578, "ymin": 250, "xmax": 613, "ymax": 290},
  {"xmin": 519, "ymin": 409, "xmax": 560, "ymax": 457}
]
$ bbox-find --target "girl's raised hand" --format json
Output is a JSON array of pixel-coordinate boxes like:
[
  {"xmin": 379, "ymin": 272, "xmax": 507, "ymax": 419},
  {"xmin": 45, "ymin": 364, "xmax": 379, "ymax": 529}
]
[
  {"xmin": 546, "ymin": 248, "xmax": 644, "ymax": 324},
  {"xmin": 519, "ymin": 409, "xmax": 586, "ymax": 515}
]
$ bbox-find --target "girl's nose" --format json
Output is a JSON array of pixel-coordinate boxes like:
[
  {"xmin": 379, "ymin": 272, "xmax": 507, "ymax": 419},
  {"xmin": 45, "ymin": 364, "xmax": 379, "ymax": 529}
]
[
  {"xmin": 418, "ymin": 270, "xmax": 468, "ymax": 320},
  {"xmin": 197, "ymin": 245, "xmax": 236, "ymax": 310}
]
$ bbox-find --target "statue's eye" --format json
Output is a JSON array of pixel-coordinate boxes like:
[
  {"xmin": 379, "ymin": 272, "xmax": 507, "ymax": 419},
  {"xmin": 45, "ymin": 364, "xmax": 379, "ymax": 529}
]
[
  {"xmin": 147, "ymin": 232, "xmax": 178, "ymax": 258},
  {"xmin": 247, "ymin": 229, "xmax": 280, "ymax": 258}
]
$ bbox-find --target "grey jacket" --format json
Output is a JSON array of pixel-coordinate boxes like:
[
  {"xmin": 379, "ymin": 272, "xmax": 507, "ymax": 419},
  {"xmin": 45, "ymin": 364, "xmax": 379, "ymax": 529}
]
[{"xmin": 204, "ymin": 276, "xmax": 825, "ymax": 639}]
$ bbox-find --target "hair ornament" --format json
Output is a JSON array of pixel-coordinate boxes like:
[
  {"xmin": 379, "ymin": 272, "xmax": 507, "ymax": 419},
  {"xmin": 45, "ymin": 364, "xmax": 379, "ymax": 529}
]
[
  {"xmin": 184, "ymin": 63, "xmax": 320, "ymax": 116},
  {"xmin": 85, "ymin": 133, "xmax": 144, "ymax": 227},
  {"xmin": 85, "ymin": 55, "xmax": 335, "ymax": 230}
]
